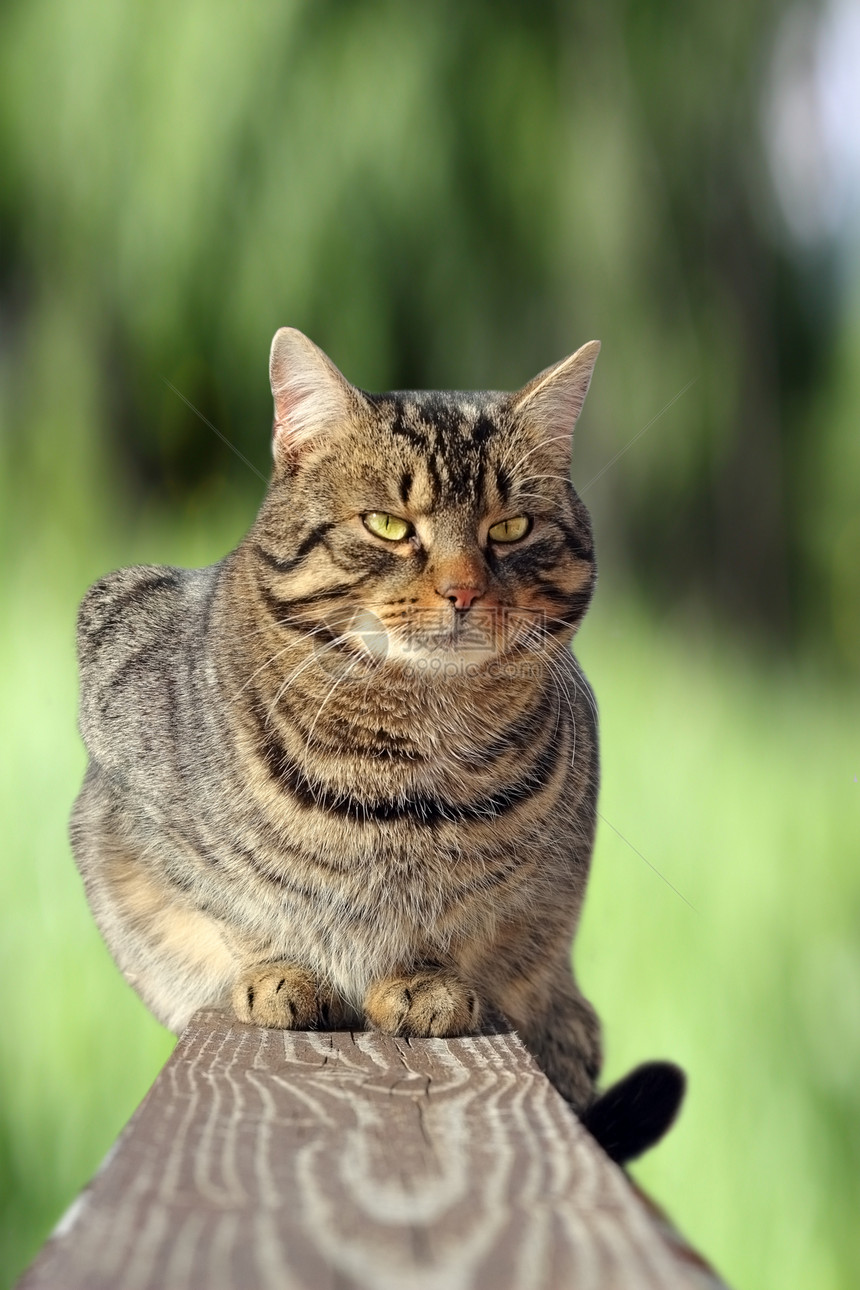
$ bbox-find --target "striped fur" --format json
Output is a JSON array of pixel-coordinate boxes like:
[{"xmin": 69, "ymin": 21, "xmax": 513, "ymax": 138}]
[{"xmin": 71, "ymin": 331, "xmax": 605, "ymax": 1111}]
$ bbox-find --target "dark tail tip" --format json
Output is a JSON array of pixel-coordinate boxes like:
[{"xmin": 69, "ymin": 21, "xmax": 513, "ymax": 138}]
[{"xmin": 581, "ymin": 1061, "xmax": 686, "ymax": 1165}]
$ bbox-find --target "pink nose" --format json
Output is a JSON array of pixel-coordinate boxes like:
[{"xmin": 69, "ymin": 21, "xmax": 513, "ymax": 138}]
[{"xmin": 438, "ymin": 585, "xmax": 483, "ymax": 610}]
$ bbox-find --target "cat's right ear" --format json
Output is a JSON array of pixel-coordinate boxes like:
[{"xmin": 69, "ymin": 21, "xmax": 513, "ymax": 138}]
[
  {"xmin": 511, "ymin": 340, "xmax": 601, "ymax": 459},
  {"xmin": 269, "ymin": 328, "xmax": 358, "ymax": 463}
]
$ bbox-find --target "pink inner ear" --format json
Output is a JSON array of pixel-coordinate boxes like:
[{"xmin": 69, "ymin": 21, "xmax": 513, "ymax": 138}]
[
  {"xmin": 268, "ymin": 328, "xmax": 355, "ymax": 457},
  {"xmin": 271, "ymin": 374, "xmax": 308, "ymax": 434}
]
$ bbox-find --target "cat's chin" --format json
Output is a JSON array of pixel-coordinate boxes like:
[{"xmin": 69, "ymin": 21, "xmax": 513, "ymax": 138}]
[{"xmin": 386, "ymin": 641, "xmax": 499, "ymax": 677}]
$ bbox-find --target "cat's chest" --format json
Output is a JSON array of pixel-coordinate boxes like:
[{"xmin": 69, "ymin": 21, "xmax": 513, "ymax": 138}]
[
  {"xmin": 217, "ymin": 737, "xmax": 560, "ymax": 958},
  {"xmin": 203, "ymin": 662, "xmax": 581, "ymax": 981},
  {"xmin": 229, "ymin": 824, "xmax": 535, "ymax": 1004},
  {"xmin": 237, "ymin": 732, "xmax": 561, "ymax": 879}
]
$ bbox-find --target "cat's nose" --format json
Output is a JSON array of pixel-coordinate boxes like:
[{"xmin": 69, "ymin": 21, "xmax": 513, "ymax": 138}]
[{"xmin": 438, "ymin": 584, "xmax": 484, "ymax": 611}]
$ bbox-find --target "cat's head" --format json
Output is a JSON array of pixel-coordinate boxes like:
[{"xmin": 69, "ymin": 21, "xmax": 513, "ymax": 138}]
[{"xmin": 250, "ymin": 328, "xmax": 599, "ymax": 678}]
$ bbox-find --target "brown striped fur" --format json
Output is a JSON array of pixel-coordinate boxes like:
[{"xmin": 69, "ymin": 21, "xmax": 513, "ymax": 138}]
[{"xmin": 71, "ymin": 329, "xmax": 605, "ymax": 1111}]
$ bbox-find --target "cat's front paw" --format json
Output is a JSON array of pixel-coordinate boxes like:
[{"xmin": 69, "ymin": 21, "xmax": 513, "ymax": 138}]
[
  {"xmin": 364, "ymin": 970, "xmax": 481, "ymax": 1038},
  {"xmin": 232, "ymin": 961, "xmax": 318, "ymax": 1029}
]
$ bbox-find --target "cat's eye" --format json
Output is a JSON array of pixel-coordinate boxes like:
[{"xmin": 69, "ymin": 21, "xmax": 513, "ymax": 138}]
[
  {"xmin": 488, "ymin": 515, "xmax": 531, "ymax": 543},
  {"xmin": 362, "ymin": 511, "xmax": 413, "ymax": 542}
]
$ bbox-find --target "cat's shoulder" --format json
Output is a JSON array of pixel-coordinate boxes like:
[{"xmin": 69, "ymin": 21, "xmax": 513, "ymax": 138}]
[
  {"xmin": 76, "ymin": 563, "xmax": 220, "ymax": 764},
  {"xmin": 76, "ymin": 563, "xmax": 219, "ymax": 667},
  {"xmin": 78, "ymin": 564, "xmax": 187, "ymax": 653}
]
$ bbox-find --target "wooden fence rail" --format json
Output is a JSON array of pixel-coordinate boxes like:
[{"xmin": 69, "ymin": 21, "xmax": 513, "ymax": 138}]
[{"xmin": 18, "ymin": 1010, "xmax": 727, "ymax": 1290}]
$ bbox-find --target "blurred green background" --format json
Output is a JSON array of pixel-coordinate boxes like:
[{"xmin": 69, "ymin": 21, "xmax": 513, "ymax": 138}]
[{"xmin": 1, "ymin": 1, "xmax": 858, "ymax": 1286}]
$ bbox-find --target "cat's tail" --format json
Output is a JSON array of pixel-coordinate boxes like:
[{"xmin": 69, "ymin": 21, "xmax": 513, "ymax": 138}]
[{"xmin": 581, "ymin": 1061, "xmax": 686, "ymax": 1165}]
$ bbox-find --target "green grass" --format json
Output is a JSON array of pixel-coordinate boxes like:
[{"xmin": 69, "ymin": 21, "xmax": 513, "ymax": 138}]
[{"xmin": 1, "ymin": 516, "xmax": 857, "ymax": 1288}]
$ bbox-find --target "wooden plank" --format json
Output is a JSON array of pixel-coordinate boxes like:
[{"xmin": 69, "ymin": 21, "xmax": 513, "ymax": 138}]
[{"xmin": 18, "ymin": 1010, "xmax": 727, "ymax": 1290}]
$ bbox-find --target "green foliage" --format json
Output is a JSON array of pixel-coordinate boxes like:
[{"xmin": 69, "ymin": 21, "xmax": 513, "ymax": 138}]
[{"xmin": 0, "ymin": 0, "xmax": 857, "ymax": 658}]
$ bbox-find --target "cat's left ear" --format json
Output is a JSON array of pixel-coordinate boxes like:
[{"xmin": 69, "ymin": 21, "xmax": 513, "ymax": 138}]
[
  {"xmin": 269, "ymin": 327, "xmax": 360, "ymax": 463},
  {"xmin": 511, "ymin": 340, "xmax": 600, "ymax": 458}
]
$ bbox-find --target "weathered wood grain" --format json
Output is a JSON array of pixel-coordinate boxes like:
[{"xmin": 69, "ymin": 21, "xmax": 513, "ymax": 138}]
[{"xmin": 18, "ymin": 1011, "xmax": 726, "ymax": 1290}]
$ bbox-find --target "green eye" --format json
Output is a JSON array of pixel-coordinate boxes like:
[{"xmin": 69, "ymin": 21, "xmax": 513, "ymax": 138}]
[
  {"xmin": 362, "ymin": 511, "xmax": 412, "ymax": 542},
  {"xmin": 488, "ymin": 515, "xmax": 531, "ymax": 543}
]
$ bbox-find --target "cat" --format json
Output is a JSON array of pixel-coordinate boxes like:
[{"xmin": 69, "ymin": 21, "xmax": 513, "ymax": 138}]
[{"xmin": 71, "ymin": 327, "xmax": 683, "ymax": 1162}]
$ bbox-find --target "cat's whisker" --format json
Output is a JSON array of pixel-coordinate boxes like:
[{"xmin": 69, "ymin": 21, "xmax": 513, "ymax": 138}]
[
  {"xmin": 228, "ymin": 612, "xmax": 354, "ymax": 652},
  {"xmin": 302, "ymin": 656, "xmax": 365, "ymax": 758},
  {"xmin": 540, "ymin": 639, "xmax": 599, "ymax": 731},
  {"xmin": 569, "ymin": 657, "xmax": 599, "ymax": 726},
  {"xmin": 516, "ymin": 472, "xmax": 574, "ymax": 486},
  {"xmin": 548, "ymin": 670, "xmax": 566, "ymax": 750},
  {"xmin": 540, "ymin": 650, "xmax": 580, "ymax": 769},
  {"xmin": 524, "ymin": 606, "xmax": 592, "ymax": 641},
  {"xmin": 234, "ymin": 634, "xmax": 325, "ymax": 697},
  {"xmin": 262, "ymin": 632, "xmax": 358, "ymax": 726}
]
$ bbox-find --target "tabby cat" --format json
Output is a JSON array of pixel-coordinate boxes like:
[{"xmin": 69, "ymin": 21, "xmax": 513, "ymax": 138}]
[{"xmin": 71, "ymin": 328, "xmax": 683, "ymax": 1161}]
